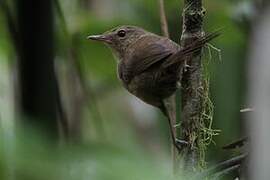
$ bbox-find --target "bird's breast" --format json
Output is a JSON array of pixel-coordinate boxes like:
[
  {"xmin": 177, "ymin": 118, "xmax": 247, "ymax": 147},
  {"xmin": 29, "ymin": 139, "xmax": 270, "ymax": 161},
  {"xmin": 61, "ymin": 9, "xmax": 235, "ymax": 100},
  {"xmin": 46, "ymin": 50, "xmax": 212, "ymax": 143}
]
[{"xmin": 121, "ymin": 70, "xmax": 178, "ymax": 107}]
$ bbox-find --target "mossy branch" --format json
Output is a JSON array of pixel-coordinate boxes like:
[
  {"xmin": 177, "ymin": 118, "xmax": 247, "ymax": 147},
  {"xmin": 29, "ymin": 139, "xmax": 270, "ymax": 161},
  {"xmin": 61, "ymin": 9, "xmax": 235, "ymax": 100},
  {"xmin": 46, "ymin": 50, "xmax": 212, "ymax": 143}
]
[{"xmin": 179, "ymin": 0, "xmax": 206, "ymax": 170}]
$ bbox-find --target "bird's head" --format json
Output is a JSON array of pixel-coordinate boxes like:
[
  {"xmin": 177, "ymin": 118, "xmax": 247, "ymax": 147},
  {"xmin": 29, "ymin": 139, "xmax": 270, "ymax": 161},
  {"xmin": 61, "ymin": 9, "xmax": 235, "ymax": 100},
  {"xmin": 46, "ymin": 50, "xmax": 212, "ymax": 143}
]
[{"xmin": 87, "ymin": 25, "xmax": 148, "ymax": 59}]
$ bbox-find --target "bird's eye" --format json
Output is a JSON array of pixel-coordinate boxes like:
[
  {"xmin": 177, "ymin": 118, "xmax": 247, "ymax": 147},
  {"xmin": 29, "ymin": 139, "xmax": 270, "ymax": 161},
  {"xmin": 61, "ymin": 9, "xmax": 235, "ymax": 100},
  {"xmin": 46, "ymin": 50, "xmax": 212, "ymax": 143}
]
[{"xmin": 117, "ymin": 30, "xmax": 126, "ymax": 37}]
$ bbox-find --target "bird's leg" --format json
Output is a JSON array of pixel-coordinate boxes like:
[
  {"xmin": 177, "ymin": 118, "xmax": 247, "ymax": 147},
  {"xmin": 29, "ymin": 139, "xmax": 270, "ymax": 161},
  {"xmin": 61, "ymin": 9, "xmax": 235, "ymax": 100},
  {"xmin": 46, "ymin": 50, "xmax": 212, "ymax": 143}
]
[
  {"xmin": 166, "ymin": 113, "xmax": 183, "ymax": 152},
  {"xmin": 166, "ymin": 111, "xmax": 189, "ymax": 153},
  {"xmin": 162, "ymin": 99, "xmax": 188, "ymax": 153}
]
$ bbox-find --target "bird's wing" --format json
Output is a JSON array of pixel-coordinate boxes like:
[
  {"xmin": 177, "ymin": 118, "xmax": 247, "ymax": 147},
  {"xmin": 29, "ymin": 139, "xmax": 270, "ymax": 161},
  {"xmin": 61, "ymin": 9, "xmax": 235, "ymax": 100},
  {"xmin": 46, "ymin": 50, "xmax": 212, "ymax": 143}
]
[
  {"xmin": 162, "ymin": 30, "xmax": 221, "ymax": 68},
  {"xmin": 121, "ymin": 36, "xmax": 177, "ymax": 82}
]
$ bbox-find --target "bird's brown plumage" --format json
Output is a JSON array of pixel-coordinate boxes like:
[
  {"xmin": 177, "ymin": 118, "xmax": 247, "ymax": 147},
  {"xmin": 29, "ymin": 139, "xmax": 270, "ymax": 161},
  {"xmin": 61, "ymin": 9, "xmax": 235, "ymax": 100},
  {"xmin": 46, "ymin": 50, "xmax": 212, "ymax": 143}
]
[{"xmin": 118, "ymin": 34, "xmax": 180, "ymax": 108}]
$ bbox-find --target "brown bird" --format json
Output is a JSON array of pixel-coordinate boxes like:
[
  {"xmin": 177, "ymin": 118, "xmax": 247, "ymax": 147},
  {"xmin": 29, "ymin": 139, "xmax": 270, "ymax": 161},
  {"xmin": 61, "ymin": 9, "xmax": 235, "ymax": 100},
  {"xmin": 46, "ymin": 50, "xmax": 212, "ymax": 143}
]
[{"xmin": 87, "ymin": 25, "xmax": 219, "ymax": 151}]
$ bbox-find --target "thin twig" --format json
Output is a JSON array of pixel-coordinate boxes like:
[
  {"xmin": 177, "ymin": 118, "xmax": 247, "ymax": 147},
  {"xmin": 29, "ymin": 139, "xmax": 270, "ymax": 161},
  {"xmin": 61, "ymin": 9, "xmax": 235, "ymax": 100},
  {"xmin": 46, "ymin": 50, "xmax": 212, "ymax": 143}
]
[
  {"xmin": 55, "ymin": 75, "xmax": 70, "ymax": 139},
  {"xmin": 159, "ymin": 0, "xmax": 170, "ymax": 37},
  {"xmin": 240, "ymin": 108, "xmax": 254, "ymax": 113},
  {"xmin": 0, "ymin": 0, "xmax": 20, "ymax": 52},
  {"xmin": 198, "ymin": 153, "xmax": 248, "ymax": 179},
  {"xmin": 212, "ymin": 164, "xmax": 241, "ymax": 180},
  {"xmin": 222, "ymin": 137, "xmax": 248, "ymax": 150},
  {"xmin": 53, "ymin": 0, "xmax": 69, "ymax": 37}
]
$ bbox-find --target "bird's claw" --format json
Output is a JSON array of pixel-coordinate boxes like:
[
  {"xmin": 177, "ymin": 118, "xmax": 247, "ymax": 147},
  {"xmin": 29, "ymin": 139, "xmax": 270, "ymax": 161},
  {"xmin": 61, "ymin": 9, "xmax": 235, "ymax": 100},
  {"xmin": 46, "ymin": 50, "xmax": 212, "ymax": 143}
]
[
  {"xmin": 173, "ymin": 139, "xmax": 189, "ymax": 153},
  {"xmin": 176, "ymin": 139, "xmax": 189, "ymax": 146}
]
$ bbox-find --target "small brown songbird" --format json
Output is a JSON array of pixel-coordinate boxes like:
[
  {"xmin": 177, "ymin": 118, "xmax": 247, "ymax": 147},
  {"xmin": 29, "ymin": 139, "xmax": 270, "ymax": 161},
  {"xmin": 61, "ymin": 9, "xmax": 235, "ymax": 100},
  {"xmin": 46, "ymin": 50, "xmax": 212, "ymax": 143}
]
[{"xmin": 87, "ymin": 25, "xmax": 219, "ymax": 151}]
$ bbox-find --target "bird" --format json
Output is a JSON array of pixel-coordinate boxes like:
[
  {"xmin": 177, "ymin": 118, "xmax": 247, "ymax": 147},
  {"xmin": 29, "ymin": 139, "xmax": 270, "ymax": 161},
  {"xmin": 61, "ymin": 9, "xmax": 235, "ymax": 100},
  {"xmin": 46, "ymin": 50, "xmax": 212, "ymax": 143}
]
[{"xmin": 87, "ymin": 25, "xmax": 219, "ymax": 151}]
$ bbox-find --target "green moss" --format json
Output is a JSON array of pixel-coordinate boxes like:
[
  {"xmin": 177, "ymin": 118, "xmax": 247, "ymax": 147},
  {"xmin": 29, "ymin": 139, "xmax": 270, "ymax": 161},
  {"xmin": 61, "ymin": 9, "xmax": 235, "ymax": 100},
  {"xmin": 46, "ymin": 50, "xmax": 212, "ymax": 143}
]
[{"xmin": 197, "ymin": 45, "xmax": 221, "ymax": 169}]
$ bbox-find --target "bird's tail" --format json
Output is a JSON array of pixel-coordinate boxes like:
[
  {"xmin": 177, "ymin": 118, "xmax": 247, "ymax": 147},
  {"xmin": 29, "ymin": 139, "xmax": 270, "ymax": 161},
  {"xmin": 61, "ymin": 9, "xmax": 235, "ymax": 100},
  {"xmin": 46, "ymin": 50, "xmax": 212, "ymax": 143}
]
[{"xmin": 162, "ymin": 30, "xmax": 221, "ymax": 68}]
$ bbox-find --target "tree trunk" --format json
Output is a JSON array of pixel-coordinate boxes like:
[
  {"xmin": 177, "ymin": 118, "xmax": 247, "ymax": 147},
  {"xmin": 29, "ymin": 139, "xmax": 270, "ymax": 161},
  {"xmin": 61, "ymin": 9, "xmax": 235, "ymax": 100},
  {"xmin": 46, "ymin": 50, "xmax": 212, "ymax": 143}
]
[{"xmin": 15, "ymin": 0, "xmax": 59, "ymax": 140}]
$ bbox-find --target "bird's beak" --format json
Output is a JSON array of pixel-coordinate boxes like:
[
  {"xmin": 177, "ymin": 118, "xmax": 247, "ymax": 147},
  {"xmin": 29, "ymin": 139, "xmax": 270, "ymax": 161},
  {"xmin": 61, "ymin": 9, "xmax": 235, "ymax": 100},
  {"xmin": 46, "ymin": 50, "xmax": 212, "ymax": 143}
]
[{"xmin": 87, "ymin": 34, "xmax": 112, "ymax": 43}]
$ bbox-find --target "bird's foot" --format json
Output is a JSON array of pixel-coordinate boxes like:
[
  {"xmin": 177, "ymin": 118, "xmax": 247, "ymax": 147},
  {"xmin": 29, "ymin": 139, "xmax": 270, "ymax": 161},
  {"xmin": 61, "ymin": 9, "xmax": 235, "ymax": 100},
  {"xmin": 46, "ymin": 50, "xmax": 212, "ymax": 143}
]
[
  {"xmin": 173, "ymin": 139, "xmax": 189, "ymax": 153},
  {"xmin": 176, "ymin": 82, "xmax": 181, "ymax": 89}
]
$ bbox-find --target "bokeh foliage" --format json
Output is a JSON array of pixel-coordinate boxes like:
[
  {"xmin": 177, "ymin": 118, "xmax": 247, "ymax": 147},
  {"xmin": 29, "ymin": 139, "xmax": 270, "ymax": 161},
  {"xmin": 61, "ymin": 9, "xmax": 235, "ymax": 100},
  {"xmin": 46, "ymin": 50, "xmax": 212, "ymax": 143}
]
[{"xmin": 0, "ymin": 0, "xmax": 251, "ymax": 179}]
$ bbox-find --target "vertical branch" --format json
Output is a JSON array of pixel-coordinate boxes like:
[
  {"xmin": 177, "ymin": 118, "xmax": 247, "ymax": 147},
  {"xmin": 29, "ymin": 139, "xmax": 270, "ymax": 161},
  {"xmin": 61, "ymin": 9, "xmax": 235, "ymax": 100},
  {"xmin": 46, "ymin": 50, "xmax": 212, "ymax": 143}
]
[
  {"xmin": 179, "ymin": 0, "xmax": 205, "ymax": 170},
  {"xmin": 158, "ymin": 0, "xmax": 178, "ymax": 170}
]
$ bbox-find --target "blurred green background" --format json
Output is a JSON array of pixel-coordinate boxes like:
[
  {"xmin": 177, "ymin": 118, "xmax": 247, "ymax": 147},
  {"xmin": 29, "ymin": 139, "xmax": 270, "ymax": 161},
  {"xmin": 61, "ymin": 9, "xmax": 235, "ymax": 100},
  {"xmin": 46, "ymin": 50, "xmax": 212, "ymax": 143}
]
[{"xmin": 0, "ymin": 0, "xmax": 252, "ymax": 179}]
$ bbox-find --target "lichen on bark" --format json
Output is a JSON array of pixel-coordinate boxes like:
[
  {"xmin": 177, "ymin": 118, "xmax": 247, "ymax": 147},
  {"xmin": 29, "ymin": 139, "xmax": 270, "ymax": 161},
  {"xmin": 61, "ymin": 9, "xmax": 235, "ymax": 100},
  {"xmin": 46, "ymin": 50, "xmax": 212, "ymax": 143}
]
[{"xmin": 179, "ymin": 0, "xmax": 206, "ymax": 170}]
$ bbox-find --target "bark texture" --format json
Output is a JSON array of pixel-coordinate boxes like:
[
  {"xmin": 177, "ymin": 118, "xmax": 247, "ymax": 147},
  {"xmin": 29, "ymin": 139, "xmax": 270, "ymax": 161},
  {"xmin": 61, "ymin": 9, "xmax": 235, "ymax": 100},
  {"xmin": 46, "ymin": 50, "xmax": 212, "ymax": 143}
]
[{"xmin": 179, "ymin": 0, "xmax": 205, "ymax": 170}]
